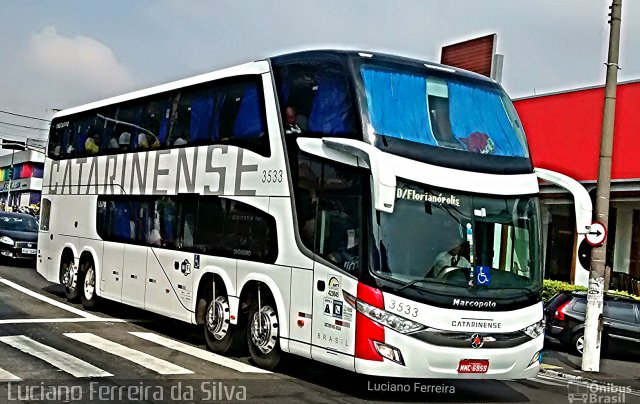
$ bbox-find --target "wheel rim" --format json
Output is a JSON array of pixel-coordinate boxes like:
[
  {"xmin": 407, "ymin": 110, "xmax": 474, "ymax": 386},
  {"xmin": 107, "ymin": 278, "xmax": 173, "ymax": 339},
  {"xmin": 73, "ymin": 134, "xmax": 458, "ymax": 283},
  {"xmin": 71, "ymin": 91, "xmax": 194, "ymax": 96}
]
[
  {"xmin": 250, "ymin": 305, "xmax": 278, "ymax": 354},
  {"xmin": 64, "ymin": 262, "xmax": 77, "ymax": 292},
  {"xmin": 206, "ymin": 296, "xmax": 230, "ymax": 340},
  {"xmin": 576, "ymin": 335, "xmax": 584, "ymax": 354},
  {"xmin": 83, "ymin": 266, "xmax": 95, "ymax": 300}
]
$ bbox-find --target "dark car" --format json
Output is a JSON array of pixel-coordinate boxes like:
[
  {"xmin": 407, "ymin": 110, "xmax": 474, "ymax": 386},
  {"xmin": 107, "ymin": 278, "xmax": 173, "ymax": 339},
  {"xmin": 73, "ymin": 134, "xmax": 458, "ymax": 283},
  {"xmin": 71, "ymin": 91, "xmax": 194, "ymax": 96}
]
[
  {"xmin": 0, "ymin": 212, "xmax": 38, "ymax": 260},
  {"xmin": 544, "ymin": 290, "xmax": 640, "ymax": 356}
]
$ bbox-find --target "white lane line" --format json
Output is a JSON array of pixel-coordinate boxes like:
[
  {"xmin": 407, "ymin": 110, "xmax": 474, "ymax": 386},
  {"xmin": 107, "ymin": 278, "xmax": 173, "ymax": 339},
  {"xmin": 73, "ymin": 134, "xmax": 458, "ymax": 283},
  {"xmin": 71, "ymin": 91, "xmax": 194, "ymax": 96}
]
[
  {"xmin": 0, "ymin": 278, "xmax": 99, "ymax": 319},
  {"xmin": 130, "ymin": 332, "xmax": 271, "ymax": 374},
  {"xmin": 64, "ymin": 333, "xmax": 193, "ymax": 375},
  {"xmin": 0, "ymin": 335, "xmax": 112, "ymax": 378},
  {"xmin": 0, "ymin": 366, "xmax": 21, "ymax": 382},
  {"xmin": 0, "ymin": 318, "xmax": 126, "ymax": 325}
]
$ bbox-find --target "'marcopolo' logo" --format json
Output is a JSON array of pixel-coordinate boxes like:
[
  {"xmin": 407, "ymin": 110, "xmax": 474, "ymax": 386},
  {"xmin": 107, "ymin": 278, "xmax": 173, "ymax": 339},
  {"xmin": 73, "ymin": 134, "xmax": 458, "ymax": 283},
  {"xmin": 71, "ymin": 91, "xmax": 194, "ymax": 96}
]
[{"xmin": 452, "ymin": 299, "xmax": 497, "ymax": 309}]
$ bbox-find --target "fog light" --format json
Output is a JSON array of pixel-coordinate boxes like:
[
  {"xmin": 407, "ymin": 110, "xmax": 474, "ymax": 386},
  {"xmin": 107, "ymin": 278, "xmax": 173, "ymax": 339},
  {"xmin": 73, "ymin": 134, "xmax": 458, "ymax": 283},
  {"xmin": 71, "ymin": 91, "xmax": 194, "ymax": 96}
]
[
  {"xmin": 1, "ymin": 251, "xmax": 12, "ymax": 257},
  {"xmin": 528, "ymin": 350, "xmax": 542, "ymax": 366},
  {"xmin": 373, "ymin": 341, "xmax": 405, "ymax": 366}
]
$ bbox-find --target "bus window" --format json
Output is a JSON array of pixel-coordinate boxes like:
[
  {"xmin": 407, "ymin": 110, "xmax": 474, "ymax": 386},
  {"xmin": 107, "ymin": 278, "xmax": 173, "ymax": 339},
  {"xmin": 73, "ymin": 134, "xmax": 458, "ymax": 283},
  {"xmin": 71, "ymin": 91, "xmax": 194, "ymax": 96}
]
[
  {"xmin": 292, "ymin": 152, "xmax": 365, "ymax": 276},
  {"xmin": 274, "ymin": 62, "xmax": 357, "ymax": 139},
  {"xmin": 217, "ymin": 79, "xmax": 269, "ymax": 156},
  {"xmin": 96, "ymin": 195, "xmax": 277, "ymax": 263}
]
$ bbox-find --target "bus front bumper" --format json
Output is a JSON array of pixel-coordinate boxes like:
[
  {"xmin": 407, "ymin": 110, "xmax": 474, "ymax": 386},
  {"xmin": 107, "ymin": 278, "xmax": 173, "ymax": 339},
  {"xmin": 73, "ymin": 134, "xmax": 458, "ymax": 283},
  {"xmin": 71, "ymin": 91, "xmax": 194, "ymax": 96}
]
[{"xmin": 355, "ymin": 330, "xmax": 543, "ymax": 379}]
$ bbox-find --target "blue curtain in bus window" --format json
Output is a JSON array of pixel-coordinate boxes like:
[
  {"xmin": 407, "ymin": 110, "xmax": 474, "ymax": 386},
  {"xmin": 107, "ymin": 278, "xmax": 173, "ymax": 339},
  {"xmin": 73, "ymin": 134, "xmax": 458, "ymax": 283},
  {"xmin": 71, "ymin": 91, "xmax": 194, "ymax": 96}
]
[
  {"xmin": 157, "ymin": 108, "xmax": 169, "ymax": 144},
  {"xmin": 75, "ymin": 126, "xmax": 89, "ymax": 153},
  {"xmin": 448, "ymin": 82, "xmax": 525, "ymax": 157},
  {"xmin": 112, "ymin": 202, "xmax": 132, "ymax": 241},
  {"xmin": 308, "ymin": 77, "xmax": 353, "ymax": 134},
  {"xmin": 361, "ymin": 68, "xmax": 435, "ymax": 145},
  {"xmin": 190, "ymin": 96, "xmax": 215, "ymax": 143},
  {"xmin": 233, "ymin": 85, "xmax": 263, "ymax": 138}
]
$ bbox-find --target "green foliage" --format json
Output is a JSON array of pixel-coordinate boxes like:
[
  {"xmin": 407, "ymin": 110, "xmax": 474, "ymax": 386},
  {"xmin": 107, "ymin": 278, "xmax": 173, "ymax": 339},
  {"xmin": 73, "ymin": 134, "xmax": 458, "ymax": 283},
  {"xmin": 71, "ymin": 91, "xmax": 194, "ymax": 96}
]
[
  {"xmin": 543, "ymin": 279, "xmax": 640, "ymax": 302},
  {"xmin": 543, "ymin": 280, "xmax": 586, "ymax": 302}
]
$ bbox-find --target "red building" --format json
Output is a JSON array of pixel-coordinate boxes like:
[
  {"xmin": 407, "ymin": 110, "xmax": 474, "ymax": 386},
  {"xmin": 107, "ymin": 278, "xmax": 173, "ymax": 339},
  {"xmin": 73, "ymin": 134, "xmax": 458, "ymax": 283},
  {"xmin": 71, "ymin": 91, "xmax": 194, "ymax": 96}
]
[{"xmin": 514, "ymin": 80, "xmax": 640, "ymax": 294}]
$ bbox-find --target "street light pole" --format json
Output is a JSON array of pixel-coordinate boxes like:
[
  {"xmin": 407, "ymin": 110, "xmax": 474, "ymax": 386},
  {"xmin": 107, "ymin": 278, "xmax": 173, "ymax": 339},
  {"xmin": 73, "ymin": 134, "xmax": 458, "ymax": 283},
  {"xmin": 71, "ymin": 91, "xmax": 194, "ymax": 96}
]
[{"xmin": 582, "ymin": 0, "xmax": 622, "ymax": 372}]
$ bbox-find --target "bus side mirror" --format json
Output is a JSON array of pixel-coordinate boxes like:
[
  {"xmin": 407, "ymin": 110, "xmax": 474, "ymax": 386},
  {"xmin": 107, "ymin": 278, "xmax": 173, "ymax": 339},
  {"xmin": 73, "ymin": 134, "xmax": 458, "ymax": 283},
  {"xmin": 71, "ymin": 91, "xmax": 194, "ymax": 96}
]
[{"xmin": 297, "ymin": 137, "xmax": 396, "ymax": 213}]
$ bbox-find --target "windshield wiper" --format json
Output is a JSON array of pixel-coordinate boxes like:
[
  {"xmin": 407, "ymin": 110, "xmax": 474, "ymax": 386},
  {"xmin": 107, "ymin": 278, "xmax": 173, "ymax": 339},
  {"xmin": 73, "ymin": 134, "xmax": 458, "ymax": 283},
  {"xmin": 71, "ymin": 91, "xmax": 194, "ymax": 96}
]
[{"xmin": 395, "ymin": 278, "xmax": 426, "ymax": 292}]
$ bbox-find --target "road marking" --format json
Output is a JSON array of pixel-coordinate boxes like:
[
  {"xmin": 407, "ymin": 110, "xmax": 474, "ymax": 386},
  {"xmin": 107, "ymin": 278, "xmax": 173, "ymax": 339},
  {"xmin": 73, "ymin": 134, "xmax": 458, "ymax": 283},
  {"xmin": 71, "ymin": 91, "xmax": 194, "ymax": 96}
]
[
  {"xmin": 0, "ymin": 318, "xmax": 126, "ymax": 325},
  {"xmin": 0, "ymin": 366, "xmax": 21, "ymax": 382},
  {"xmin": 0, "ymin": 335, "xmax": 112, "ymax": 378},
  {"xmin": 64, "ymin": 333, "xmax": 193, "ymax": 375},
  {"xmin": 130, "ymin": 332, "xmax": 271, "ymax": 374},
  {"xmin": 0, "ymin": 278, "xmax": 99, "ymax": 319}
]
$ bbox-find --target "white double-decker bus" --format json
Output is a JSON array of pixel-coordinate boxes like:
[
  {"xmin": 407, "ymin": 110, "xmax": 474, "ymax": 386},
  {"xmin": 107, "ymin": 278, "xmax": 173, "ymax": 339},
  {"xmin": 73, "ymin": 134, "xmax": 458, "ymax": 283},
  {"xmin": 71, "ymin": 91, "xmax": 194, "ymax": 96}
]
[{"xmin": 37, "ymin": 50, "xmax": 592, "ymax": 378}]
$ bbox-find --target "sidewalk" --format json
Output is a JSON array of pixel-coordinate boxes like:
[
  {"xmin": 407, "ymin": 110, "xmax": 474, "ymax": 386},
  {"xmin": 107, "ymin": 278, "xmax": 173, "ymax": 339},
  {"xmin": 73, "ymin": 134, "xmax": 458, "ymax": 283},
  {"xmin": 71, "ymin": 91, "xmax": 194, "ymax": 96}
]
[{"xmin": 541, "ymin": 346, "xmax": 640, "ymax": 391}]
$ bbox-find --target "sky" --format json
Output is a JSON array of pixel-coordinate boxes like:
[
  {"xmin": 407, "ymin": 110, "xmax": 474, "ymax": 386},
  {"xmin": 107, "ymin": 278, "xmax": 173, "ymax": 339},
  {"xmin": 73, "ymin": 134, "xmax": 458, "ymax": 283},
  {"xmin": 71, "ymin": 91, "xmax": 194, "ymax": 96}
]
[{"xmin": 0, "ymin": 0, "xmax": 638, "ymax": 144}]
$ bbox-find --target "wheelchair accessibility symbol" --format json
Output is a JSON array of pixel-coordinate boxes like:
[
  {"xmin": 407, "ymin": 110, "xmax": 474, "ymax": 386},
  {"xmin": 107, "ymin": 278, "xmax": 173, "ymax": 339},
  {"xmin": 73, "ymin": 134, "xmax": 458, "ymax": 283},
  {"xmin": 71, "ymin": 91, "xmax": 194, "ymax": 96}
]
[{"xmin": 476, "ymin": 266, "xmax": 490, "ymax": 286}]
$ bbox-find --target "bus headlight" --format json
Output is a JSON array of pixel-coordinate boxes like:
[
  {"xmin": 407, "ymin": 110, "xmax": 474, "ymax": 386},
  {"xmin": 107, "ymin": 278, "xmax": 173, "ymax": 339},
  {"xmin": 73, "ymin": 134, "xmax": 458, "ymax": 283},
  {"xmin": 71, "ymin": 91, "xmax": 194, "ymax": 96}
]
[
  {"xmin": 343, "ymin": 291, "xmax": 425, "ymax": 334},
  {"xmin": 0, "ymin": 236, "xmax": 14, "ymax": 246},
  {"xmin": 522, "ymin": 319, "xmax": 545, "ymax": 339}
]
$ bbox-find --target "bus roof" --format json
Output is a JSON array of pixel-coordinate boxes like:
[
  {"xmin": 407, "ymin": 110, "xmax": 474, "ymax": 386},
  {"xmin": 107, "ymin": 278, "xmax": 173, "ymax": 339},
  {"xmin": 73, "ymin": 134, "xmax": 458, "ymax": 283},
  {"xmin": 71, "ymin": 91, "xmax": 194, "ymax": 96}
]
[{"xmin": 51, "ymin": 49, "xmax": 495, "ymax": 122}]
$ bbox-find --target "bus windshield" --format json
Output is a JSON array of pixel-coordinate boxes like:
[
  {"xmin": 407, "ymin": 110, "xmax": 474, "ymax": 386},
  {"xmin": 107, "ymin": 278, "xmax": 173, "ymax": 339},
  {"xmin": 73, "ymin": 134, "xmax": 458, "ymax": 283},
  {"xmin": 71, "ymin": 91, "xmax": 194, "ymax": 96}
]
[
  {"xmin": 360, "ymin": 64, "xmax": 528, "ymax": 158},
  {"xmin": 371, "ymin": 180, "xmax": 541, "ymax": 295}
]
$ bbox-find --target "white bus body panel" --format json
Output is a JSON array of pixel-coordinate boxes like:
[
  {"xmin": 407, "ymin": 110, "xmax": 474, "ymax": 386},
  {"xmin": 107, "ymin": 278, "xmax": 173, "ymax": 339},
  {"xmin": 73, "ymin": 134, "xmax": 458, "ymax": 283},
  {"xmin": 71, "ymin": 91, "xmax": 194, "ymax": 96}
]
[
  {"xmin": 100, "ymin": 241, "xmax": 124, "ymax": 302},
  {"xmin": 122, "ymin": 245, "xmax": 148, "ymax": 307},
  {"xmin": 145, "ymin": 248, "xmax": 195, "ymax": 322}
]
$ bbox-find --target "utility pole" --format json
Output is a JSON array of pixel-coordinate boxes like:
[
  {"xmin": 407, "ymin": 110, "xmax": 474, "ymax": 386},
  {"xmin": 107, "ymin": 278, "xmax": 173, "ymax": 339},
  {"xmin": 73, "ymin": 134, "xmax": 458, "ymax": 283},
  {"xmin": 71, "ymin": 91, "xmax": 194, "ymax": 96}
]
[{"xmin": 582, "ymin": 0, "xmax": 622, "ymax": 372}]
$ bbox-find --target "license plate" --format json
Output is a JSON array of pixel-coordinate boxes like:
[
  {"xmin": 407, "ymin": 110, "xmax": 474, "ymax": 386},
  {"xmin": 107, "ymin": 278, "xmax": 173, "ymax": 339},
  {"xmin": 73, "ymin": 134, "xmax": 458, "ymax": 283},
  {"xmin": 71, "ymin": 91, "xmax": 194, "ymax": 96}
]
[
  {"xmin": 21, "ymin": 248, "xmax": 36, "ymax": 255},
  {"xmin": 457, "ymin": 359, "xmax": 489, "ymax": 374}
]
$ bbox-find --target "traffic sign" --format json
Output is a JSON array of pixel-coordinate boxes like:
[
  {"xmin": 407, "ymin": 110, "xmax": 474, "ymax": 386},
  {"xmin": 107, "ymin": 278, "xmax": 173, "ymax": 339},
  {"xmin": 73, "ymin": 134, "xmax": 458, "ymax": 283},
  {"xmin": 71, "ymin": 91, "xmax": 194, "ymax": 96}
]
[{"xmin": 585, "ymin": 221, "xmax": 607, "ymax": 247}]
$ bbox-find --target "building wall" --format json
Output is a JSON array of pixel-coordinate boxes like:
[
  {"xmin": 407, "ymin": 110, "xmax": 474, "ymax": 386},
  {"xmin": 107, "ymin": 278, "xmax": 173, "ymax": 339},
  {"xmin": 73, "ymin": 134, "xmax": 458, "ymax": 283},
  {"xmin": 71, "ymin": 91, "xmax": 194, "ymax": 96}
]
[
  {"xmin": 515, "ymin": 81, "xmax": 640, "ymax": 181},
  {"xmin": 514, "ymin": 81, "xmax": 640, "ymax": 294}
]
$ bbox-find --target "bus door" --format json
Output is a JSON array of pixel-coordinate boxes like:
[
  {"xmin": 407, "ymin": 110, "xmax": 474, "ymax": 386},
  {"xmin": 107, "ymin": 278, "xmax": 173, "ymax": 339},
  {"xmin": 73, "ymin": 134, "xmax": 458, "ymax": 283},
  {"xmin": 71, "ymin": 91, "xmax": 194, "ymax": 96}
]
[
  {"xmin": 37, "ymin": 198, "xmax": 52, "ymax": 280},
  {"xmin": 310, "ymin": 201, "xmax": 360, "ymax": 371}
]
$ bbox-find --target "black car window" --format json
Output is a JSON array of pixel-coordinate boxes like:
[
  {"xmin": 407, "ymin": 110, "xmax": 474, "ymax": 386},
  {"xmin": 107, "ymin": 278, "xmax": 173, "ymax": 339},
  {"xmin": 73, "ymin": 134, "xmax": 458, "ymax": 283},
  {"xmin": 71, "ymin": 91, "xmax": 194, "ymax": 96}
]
[
  {"xmin": 0, "ymin": 215, "xmax": 38, "ymax": 232},
  {"xmin": 604, "ymin": 300, "xmax": 637, "ymax": 323},
  {"xmin": 572, "ymin": 298, "xmax": 587, "ymax": 314}
]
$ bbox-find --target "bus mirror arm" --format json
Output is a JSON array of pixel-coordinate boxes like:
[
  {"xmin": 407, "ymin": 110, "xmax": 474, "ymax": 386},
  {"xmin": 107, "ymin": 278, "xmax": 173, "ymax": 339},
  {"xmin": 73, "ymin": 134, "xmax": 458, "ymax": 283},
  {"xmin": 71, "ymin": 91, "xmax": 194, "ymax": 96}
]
[
  {"xmin": 296, "ymin": 137, "xmax": 396, "ymax": 213},
  {"xmin": 322, "ymin": 138, "xmax": 396, "ymax": 213},
  {"xmin": 534, "ymin": 168, "xmax": 592, "ymax": 234}
]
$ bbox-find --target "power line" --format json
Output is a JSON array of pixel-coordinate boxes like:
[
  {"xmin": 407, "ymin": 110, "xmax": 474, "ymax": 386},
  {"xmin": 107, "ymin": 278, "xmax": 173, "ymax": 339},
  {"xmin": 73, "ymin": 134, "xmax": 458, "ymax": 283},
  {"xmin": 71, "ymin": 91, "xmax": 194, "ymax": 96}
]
[
  {"xmin": 0, "ymin": 121, "xmax": 49, "ymax": 131},
  {"xmin": 0, "ymin": 110, "xmax": 50, "ymax": 122}
]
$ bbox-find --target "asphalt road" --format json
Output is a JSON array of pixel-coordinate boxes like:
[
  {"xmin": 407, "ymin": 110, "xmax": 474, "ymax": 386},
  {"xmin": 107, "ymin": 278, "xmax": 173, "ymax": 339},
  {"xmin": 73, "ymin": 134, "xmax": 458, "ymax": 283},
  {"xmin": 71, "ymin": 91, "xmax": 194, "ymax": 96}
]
[{"xmin": 0, "ymin": 261, "xmax": 633, "ymax": 404}]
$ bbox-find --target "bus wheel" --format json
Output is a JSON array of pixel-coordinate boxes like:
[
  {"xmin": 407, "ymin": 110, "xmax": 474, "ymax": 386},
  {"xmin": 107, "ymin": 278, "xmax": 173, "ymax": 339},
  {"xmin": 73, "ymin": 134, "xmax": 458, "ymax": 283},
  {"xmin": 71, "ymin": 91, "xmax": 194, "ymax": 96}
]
[
  {"xmin": 60, "ymin": 256, "xmax": 79, "ymax": 302},
  {"xmin": 247, "ymin": 295, "xmax": 281, "ymax": 370},
  {"xmin": 204, "ymin": 293, "xmax": 244, "ymax": 354},
  {"xmin": 80, "ymin": 261, "xmax": 100, "ymax": 310}
]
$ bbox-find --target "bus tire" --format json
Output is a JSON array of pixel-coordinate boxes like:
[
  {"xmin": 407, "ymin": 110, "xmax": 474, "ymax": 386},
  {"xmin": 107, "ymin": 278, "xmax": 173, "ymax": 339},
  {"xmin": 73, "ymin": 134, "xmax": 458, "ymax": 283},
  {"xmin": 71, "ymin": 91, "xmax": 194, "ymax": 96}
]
[
  {"xmin": 60, "ymin": 254, "xmax": 79, "ymax": 302},
  {"xmin": 79, "ymin": 259, "xmax": 100, "ymax": 310},
  {"xmin": 247, "ymin": 293, "xmax": 281, "ymax": 370},
  {"xmin": 204, "ymin": 290, "xmax": 244, "ymax": 354}
]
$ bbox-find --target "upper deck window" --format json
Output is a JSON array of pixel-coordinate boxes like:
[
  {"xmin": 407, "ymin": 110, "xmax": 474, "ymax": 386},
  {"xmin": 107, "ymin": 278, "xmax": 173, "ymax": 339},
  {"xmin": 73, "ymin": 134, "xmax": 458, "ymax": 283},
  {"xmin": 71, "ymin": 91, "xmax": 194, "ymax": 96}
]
[
  {"xmin": 274, "ymin": 62, "xmax": 358, "ymax": 139},
  {"xmin": 48, "ymin": 75, "xmax": 269, "ymax": 159},
  {"xmin": 361, "ymin": 65, "xmax": 528, "ymax": 158}
]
